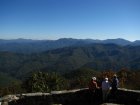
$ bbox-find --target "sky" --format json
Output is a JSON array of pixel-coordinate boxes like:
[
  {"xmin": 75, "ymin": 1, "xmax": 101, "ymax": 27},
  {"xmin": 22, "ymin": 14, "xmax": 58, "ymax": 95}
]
[{"xmin": 0, "ymin": 0, "xmax": 140, "ymax": 41}]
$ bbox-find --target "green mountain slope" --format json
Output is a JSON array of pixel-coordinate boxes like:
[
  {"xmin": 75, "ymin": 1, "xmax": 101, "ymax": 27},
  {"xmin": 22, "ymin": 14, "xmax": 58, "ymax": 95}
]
[
  {"xmin": 0, "ymin": 44, "xmax": 140, "ymax": 80},
  {"xmin": 0, "ymin": 72, "xmax": 20, "ymax": 87}
]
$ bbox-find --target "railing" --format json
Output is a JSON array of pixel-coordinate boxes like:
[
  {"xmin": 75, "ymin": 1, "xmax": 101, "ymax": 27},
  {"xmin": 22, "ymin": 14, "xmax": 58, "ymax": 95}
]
[{"xmin": 0, "ymin": 88, "xmax": 140, "ymax": 105}]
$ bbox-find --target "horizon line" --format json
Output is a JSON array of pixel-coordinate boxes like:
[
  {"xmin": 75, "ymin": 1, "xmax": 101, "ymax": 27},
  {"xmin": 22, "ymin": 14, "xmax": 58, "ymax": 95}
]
[{"xmin": 0, "ymin": 37, "xmax": 139, "ymax": 42}]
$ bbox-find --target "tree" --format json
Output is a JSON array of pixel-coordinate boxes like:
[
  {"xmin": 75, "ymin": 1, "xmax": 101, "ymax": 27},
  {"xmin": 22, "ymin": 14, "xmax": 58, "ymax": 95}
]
[{"xmin": 23, "ymin": 71, "xmax": 68, "ymax": 92}]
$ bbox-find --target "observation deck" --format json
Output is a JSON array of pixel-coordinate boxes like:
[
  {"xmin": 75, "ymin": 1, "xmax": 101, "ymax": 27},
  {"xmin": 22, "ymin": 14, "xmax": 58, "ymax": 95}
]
[{"xmin": 0, "ymin": 88, "xmax": 140, "ymax": 105}]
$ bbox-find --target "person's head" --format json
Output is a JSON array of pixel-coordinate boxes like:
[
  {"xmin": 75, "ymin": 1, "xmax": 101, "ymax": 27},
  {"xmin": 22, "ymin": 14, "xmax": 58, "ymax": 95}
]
[
  {"xmin": 92, "ymin": 77, "xmax": 96, "ymax": 81},
  {"xmin": 113, "ymin": 74, "xmax": 117, "ymax": 78},
  {"xmin": 105, "ymin": 77, "xmax": 108, "ymax": 81}
]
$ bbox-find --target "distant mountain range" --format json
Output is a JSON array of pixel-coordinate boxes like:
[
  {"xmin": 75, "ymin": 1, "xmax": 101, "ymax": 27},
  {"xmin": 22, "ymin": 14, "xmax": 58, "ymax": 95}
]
[
  {"xmin": 0, "ymin": 38, "xmax": 140, "ymax": 53},
  {"xmin": 0, "ymin": 43, "xmax": 140, "ymax": 80},
  {"xmin": 0, "ymin": 38, "xmax": 140, "ymax": 83}
]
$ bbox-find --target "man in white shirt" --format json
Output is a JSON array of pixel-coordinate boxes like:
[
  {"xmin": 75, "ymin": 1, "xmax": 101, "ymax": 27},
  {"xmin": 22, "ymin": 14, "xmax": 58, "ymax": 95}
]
[{"xmin": 102, "ymin": 77, "xmax": 111, "ymax": 102}]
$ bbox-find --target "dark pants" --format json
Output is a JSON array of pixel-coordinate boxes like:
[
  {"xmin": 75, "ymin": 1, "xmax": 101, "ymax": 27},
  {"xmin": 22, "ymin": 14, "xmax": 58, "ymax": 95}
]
[
  {"xmin": 111, "ymin": 88, "xmax": 118, "ymax": 99},
  {"xmin": 88, "ymin": 89, "xmax": 102, "ymax": 103}
]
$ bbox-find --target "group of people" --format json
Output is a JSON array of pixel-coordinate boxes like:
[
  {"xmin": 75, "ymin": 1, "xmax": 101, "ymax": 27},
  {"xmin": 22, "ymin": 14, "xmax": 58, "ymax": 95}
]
[{"xmin": 88, "ymin": 74, "xmax": 119, "ymax": 102}]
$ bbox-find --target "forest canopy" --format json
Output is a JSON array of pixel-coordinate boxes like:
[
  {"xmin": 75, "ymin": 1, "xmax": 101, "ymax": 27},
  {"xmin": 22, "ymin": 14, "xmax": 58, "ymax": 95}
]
[{"xmin": 0, "ymin": 68, "xmax": 140, "ymax": 96}]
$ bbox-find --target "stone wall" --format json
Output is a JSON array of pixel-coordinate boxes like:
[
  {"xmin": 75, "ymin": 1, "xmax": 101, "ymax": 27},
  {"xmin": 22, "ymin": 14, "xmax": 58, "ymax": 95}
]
[
  {"xmin": 116, "ymin": 88, "xmax": 140, "ymax": 105},
  {"xmin": 1, "ymin": 88, "xmax": 140, "ymax": 105}
]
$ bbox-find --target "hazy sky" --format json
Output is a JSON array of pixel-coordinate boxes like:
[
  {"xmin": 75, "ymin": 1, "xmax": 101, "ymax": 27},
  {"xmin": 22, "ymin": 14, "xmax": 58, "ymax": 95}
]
[{"xmin": 0, "ymin": 0, "xmax": 140, "ymax": 41}]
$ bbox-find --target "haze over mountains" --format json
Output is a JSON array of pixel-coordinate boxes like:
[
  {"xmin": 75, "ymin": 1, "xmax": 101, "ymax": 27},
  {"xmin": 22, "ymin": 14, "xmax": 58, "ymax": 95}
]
[
  {"xmin": 0, "ymin": 38, "xmax": 140, "ymax": 81},
  {"xmin": 0, "ymin": 38, "xmax": 140, "ymax": 53}
]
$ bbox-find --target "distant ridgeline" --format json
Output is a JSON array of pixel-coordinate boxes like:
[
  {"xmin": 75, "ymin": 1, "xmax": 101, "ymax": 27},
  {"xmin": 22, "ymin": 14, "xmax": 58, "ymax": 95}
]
[
  {"xmin": 0, "ymin": 38, "xmax": 140, "ymax": 92},
  {"xmin": 0, "ymin": 38, "xmax": 140, "ymax": 53},
  {"xmin": 0, "ymin": 41, "xmax": 140, "ymax": 75}
]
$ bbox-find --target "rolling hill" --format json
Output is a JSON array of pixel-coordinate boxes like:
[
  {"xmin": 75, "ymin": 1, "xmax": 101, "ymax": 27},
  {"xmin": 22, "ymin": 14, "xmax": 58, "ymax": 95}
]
[
  {"xmin": 0, "ymin": 38, "xmax": 140, "ymax": 53},
  {"xmin": 0, "ymin": 43, "xmax": 140, "ymax": 80}
]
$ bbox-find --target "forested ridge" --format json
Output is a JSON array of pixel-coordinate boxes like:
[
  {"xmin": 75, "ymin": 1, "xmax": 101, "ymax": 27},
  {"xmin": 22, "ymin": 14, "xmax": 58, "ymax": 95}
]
[
  {"xmin": 0, "ymin": 44, "xmax": 140, "ymax": 78},
  {"xmin": 0, "ymin": 38, "xmax": 140, "ymax": 53},
  {"xmin": 0, "ymin": 43, "xmax": 140, "ymax": 95}
]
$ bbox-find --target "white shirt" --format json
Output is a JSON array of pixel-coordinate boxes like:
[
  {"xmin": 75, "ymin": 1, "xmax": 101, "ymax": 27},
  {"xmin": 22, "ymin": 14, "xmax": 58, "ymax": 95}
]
[{"xmin": 102, "ymin": 80, "xmax": 110, "ymax": 90}]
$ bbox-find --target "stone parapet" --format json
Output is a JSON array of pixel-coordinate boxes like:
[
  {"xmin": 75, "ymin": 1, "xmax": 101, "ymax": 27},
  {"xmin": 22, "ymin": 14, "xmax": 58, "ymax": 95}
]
[{"xmin": 0, "ymin": 88, "xmax": 140, "ymax": 105}]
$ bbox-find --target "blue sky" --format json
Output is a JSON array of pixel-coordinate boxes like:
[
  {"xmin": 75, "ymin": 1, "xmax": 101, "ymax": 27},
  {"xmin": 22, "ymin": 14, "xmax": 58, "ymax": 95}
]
[{"xmin": 0, "ymin": 0, "xmax": 140, "ymax": 41}]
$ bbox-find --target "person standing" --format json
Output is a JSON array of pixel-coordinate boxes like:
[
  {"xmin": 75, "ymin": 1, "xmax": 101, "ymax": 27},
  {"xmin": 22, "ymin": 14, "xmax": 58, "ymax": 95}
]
[
  {"xmin": 88, "ymin": 77, "xmax": 99, "ymax": 92},
  {"xmin": 88, "ymin": 77, "xmax": 100, "ymax": 103},
  {"xmin": 101, "ymin": 77, "xmax": 111, "ymax": 102},
  {"xmin": 111, "ymin": 74, "xmax": 119, "ymax": 99}
]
